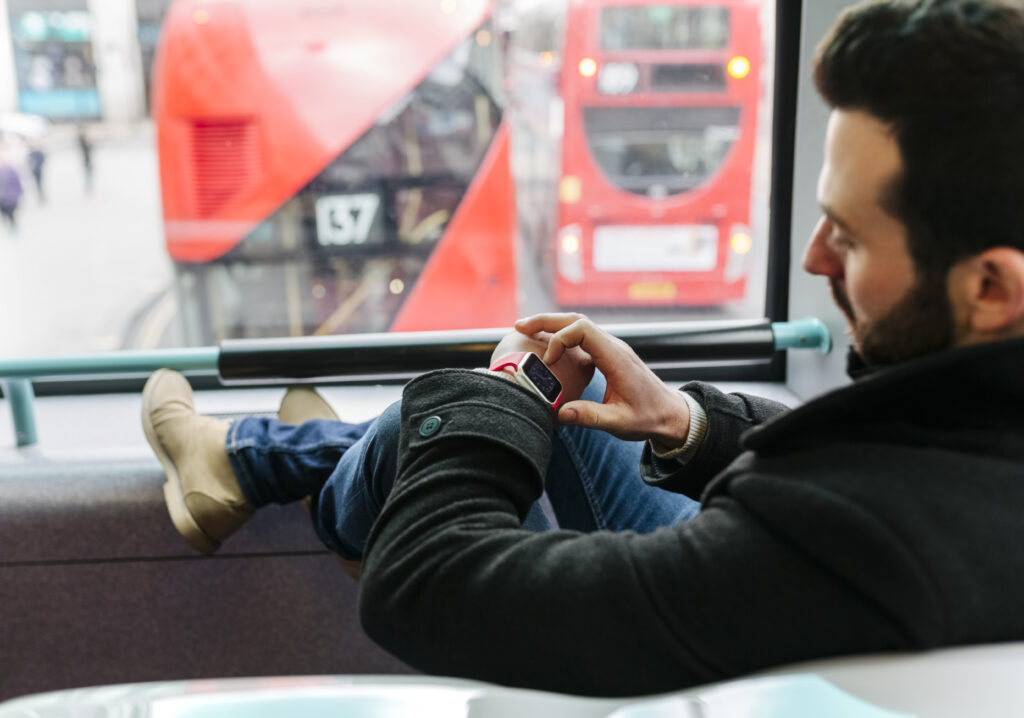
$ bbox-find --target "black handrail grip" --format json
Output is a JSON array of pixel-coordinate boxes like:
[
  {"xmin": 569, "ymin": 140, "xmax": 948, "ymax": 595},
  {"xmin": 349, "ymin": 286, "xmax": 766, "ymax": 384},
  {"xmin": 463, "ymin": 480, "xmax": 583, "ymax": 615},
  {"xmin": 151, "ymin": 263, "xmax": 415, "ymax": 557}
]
[{"xmin": 217, "ymin": 319, "xmax": 775, "ymax": 382}]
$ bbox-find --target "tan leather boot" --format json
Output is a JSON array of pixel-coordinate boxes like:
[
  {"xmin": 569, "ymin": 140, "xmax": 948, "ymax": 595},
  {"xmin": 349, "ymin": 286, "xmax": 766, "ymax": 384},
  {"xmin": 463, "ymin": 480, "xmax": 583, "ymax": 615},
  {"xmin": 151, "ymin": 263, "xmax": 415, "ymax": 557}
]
[
  {"xmin": 279, "ymin": 385, "xmax": 362, "ymax": 580},
  {"xmin": 278, "ymin": 386, "xmax": 339, "ymax": 424},
  {"xmin": 142, "ymin": 369, "xmax": 253, "ymax": 555}
]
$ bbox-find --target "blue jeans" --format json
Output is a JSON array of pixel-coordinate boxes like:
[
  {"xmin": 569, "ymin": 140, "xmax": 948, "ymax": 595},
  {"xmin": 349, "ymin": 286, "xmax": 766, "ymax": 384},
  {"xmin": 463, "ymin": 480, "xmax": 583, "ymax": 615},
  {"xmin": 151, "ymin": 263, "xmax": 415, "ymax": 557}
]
[{"xmin": 227, "ymin": 374, "xmax": 700, "ymax": 559}]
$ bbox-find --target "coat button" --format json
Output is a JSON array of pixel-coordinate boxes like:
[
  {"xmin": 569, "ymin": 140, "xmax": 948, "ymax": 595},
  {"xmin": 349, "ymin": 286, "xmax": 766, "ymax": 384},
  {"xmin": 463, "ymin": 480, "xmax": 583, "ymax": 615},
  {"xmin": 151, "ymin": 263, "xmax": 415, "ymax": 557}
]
[{"xmin": 419, "ymin": 415, "xmax": 442, "ymax": 436}]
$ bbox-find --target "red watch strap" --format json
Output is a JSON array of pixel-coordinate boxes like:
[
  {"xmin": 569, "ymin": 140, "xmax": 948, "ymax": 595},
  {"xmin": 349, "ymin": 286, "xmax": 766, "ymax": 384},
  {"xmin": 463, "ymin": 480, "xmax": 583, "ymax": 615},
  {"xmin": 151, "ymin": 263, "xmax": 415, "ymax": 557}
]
[{"xmin": 489, "ymin": 351, "xmax": 529, "ymax": 372}]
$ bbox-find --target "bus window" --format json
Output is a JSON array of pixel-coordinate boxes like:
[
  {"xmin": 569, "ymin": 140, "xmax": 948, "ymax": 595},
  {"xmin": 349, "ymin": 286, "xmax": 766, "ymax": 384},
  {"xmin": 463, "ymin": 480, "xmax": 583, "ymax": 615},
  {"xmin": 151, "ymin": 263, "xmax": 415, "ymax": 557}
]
[
  {"xmin": 0, "ymin": 0, "xmax": 777, "ymax": 360},
  {"xmin": 581, "ymin": 105, "xmax": 740, "ymax": 195},
  {"xmin": 600, "ymin": 6, "xmax": 731, "ymax": 51}
]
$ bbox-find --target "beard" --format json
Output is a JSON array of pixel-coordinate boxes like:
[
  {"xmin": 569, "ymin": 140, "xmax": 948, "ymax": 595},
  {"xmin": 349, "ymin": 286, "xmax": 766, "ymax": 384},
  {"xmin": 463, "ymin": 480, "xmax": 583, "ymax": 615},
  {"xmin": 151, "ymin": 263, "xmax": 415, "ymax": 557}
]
[{"xmin": 830, "ymin": 273, "xmax": 956, "ymax": 367}]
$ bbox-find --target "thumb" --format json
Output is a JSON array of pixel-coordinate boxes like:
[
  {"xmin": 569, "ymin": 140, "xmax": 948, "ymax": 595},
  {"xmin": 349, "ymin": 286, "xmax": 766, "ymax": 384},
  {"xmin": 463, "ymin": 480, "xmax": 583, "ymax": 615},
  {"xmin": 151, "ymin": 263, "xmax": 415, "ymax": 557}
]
[{"xmin": 556, "ymin": 399, "xmax": 611, "ymax": 430}]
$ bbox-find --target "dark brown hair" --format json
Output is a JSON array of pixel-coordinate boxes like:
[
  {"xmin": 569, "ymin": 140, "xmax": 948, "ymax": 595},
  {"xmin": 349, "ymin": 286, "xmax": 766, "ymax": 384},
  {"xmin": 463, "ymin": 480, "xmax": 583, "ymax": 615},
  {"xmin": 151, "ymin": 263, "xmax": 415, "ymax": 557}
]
[{"xmin": 813, "ymin": 0, "xmax": 1024, "ymax": 280}]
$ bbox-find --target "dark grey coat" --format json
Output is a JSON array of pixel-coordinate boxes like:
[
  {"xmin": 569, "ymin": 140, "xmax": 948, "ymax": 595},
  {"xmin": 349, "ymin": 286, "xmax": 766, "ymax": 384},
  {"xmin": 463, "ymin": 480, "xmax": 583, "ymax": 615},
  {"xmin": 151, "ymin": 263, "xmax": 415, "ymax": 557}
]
[{"xmin": 360, "ymin": 337, "xmax": 1024, "ymax": 697}]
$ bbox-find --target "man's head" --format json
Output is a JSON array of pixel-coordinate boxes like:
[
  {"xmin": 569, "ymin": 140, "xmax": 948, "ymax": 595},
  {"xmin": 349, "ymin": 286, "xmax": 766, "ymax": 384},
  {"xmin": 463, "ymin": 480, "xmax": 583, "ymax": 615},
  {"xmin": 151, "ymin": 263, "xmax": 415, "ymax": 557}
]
[{"xmin": 804, "ymin": 0, "xmax": 1024, "ymax": 365}]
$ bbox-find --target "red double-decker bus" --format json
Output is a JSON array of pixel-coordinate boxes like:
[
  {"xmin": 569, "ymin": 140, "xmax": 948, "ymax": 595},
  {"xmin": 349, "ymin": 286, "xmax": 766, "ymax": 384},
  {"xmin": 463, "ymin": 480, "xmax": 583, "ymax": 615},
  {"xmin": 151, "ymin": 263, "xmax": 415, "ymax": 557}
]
[
  {"xmin": 552, "ymin": 0, "xmax": 761, "ymax": 308},
  {"xmin": 153, "ymin": 0, "xmax": 516, "ymax": 344}
]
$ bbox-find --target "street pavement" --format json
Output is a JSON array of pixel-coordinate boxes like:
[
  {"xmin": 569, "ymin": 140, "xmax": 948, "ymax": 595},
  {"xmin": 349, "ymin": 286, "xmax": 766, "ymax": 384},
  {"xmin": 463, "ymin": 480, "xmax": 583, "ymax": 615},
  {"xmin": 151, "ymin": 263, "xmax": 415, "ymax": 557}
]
[{"xmin": 0, "ymin": 121, "xmax": 173, "ymax": 359}]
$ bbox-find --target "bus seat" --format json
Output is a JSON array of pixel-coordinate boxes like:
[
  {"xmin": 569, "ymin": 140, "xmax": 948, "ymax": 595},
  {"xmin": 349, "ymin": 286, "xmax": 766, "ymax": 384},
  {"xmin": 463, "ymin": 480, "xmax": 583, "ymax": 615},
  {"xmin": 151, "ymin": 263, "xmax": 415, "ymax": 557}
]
[{"xmin": 0, "ymin": 416, "xmax": 412, "ymax": 701}]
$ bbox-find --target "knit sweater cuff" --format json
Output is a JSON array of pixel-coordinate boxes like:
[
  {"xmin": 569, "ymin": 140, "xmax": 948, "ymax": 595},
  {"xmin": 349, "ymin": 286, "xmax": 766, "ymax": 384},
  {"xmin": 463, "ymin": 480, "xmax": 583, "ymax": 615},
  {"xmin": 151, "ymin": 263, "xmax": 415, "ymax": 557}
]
[{"xmin": 649, "ymin": 390, "xmax": 708, "ymax": 463}]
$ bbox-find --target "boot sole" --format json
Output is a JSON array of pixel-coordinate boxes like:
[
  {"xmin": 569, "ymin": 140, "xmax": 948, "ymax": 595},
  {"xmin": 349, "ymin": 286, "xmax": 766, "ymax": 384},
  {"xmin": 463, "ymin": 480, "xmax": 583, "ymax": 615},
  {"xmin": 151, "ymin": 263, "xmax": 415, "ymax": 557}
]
[{"xmin": 141, "ymin": 370, "xmax": 220, "ymax": 555}]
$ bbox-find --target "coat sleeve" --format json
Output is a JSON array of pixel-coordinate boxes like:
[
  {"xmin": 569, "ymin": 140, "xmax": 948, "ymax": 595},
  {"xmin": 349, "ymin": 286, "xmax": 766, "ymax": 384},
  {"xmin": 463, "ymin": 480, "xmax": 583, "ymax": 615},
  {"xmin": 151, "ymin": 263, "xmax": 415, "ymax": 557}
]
[
  {"xmin": 639, "ymin": 381, "xmax": 792, "ymax": 500},
  {"xmin": 359, "ymin": 371, "xmax": 931, "ymax": 697}
]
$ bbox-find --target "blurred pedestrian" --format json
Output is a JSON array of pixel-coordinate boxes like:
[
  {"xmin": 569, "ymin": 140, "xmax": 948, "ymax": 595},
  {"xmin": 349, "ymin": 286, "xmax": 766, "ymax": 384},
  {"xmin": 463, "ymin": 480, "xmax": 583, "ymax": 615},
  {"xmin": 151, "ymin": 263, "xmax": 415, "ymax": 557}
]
[
  {"xmin": 77, "ymin": 124, "xmax": 93, "ymax": 193},
  {"xmin": 27, "ymin": 142, "xmax": 46, "ymax": 203},
  {"xmin": 0, "ymin": 153, "xmax": 24, "ymax": 234}
]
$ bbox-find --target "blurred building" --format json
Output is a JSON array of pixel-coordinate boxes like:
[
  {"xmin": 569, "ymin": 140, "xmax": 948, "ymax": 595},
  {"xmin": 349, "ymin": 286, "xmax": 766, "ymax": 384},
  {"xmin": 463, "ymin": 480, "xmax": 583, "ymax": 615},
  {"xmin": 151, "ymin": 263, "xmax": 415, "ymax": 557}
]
[{"xmin": 0, "ymin": 0, "xmax": 170, "ymax": 121}]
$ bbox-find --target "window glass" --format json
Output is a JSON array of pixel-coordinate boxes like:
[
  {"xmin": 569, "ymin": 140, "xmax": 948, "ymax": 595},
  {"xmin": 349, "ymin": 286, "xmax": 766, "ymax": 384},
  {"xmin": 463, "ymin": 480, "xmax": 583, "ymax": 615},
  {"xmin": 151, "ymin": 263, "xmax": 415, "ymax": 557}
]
[
  {"xmin": 0, "ymin": 0, "xmax": 775, "ymax": 357},
  {"xmin": 600, "ymin": 6, "xmax": 730, "ymax": 51}
]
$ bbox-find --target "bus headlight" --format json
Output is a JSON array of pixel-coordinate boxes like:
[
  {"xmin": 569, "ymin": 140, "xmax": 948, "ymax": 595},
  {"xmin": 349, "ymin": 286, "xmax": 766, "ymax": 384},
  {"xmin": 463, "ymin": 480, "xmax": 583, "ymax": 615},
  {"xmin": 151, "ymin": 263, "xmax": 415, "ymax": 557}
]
[
  {"xmin": 727, "ymin": 56, "xmax": 751, "ymax": 79},
  {"xmin": 725, "ymin": 225, "xmax": 752, "ymax": 282},
  {"xmin": 558, "ymin": 224, "xmax": 583, "ymax": 284},
  {"xmin": 730, "ymin": 232, "xmax": 752, "ymax": 255},
  {"xmin": 578, "ymin": 58, "xmax": 598, "ymax": 78},
  {"xmin": 598, "ymin": 62, "xmax": 639, "ymax": 94}
]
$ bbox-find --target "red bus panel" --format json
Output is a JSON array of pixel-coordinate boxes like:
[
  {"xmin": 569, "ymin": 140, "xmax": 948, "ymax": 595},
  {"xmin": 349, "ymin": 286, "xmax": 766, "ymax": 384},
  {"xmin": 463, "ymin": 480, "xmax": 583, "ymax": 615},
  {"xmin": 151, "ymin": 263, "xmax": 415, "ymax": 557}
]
[{"xmin": 152, "ymin": 0, "xmax": 516, "ymax": 342}]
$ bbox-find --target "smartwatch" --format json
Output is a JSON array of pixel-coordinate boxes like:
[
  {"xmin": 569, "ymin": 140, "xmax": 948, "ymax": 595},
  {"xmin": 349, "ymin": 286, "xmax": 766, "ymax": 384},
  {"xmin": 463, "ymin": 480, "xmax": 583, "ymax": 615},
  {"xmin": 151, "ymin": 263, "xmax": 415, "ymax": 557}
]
[{"xmin": 488, "ymin": 352, "xmax": 563, "ymax": 410}]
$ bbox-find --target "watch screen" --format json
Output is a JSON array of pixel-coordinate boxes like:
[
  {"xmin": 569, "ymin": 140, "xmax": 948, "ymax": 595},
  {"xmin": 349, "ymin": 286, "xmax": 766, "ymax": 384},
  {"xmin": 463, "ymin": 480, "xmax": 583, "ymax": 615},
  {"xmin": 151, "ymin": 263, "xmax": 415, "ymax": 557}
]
[{"xmin": 523, "ymin": 353, "xmax": 562, "ymax": 403}]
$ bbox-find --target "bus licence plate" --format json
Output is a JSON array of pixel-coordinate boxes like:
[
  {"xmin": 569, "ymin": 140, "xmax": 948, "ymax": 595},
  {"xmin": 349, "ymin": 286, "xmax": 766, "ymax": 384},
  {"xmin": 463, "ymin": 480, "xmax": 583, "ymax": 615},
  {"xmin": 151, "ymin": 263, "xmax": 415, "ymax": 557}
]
[{"xmin": 593, "ymin": 225, "xmax": 718, "ymax": 271}]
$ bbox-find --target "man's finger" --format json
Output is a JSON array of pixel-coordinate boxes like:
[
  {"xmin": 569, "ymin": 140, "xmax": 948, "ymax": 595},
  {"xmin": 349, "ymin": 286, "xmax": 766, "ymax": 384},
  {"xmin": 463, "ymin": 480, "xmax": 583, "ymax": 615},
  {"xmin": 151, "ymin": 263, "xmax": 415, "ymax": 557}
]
[
  {"xmin": 543, "ymin": 317, "xmax": 620, "ymax": 367},
  {"xmin": 514, "ymin": 313, "xmax": 584, "ymax": 336}
]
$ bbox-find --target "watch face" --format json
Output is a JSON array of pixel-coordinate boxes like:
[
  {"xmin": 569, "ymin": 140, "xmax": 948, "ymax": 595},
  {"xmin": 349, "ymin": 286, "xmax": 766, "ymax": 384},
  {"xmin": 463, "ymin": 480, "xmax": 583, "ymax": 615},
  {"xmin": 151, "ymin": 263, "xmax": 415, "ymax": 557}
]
[{"xmin": 522, "ymin": 353, "xmax": 562, "ymax": 403}]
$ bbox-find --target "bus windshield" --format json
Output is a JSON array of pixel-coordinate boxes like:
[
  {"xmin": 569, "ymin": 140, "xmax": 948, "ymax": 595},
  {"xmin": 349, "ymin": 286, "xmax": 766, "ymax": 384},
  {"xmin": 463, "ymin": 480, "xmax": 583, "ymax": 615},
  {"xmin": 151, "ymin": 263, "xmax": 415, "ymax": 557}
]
[
  {"xmin": 584, "ymin": 106, "xmax": 740, "ymax": 196},
  {"xmin": 601, "ymin": 6, "xmax": 730, "ymax": 51}
]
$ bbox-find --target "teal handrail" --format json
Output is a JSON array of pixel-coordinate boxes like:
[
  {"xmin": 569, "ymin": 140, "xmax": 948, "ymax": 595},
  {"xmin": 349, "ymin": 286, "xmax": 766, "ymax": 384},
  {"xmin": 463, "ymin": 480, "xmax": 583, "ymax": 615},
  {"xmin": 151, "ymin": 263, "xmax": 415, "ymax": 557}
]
[
  {"xmin": 0, "ymin": 347, "xmax": 220, "ymax": 379},
  {"xmin": 2, "ymin": 319, "xmax": 830, "ymax": 448},
  {"xmin": 772, "ymin": 318, "xmax": 832, "ymax": 354}
]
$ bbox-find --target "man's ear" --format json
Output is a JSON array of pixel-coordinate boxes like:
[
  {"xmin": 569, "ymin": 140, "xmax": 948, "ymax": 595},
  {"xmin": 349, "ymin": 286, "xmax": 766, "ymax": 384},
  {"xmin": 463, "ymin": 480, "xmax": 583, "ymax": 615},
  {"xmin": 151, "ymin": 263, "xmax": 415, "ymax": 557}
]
[{"xmin": 949, "ymin": 247, "xmax": 1024, "ymax": 338}]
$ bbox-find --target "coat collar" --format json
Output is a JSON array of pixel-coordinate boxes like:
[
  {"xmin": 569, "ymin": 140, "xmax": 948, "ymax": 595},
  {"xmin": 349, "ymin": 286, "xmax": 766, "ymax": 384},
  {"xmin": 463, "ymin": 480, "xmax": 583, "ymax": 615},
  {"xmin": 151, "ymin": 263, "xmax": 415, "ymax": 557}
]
[{"xmin": 743, "ymin": 336, "xmax": 1024, "ymax": 451}]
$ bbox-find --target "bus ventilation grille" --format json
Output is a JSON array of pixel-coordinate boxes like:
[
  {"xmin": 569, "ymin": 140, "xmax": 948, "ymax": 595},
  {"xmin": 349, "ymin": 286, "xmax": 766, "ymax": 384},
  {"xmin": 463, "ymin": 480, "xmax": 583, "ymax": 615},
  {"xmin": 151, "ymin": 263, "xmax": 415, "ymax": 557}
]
[{"xmin": 190, "ymin": 119, "xmax": 260, "ymax": 218}]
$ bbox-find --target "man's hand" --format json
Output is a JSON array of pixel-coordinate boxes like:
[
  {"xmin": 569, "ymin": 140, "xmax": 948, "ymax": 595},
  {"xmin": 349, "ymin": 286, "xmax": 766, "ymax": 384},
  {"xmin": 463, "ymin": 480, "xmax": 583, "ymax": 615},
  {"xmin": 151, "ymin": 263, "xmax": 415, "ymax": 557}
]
[
  {"xmin": 514, "ymin": 313, "xmax": 690, "ymax": 447},
  {"xmin": 491, "ymin": 328, "xmax": 594, "ymax": 404}
]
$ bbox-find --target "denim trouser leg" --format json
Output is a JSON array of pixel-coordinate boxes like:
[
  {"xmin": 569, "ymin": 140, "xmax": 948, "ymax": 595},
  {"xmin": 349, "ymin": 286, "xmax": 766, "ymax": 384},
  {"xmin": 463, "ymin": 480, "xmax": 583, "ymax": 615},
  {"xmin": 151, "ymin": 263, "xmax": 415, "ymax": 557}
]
[
  {"xmin": 546, "ymin": 423, "xmax": 700, "ymax": 533},
  {"xmin": 544, "ymin": 373, "xmax": 700, "ymax": 533},
  {"xmin": 228, "ymin": 373, "xmax": 700, "ymax": 561},
  {"xmin": 227, "ymin": 416, "xmax": 375, "ymax": 507},
  {"xmin": 308, "ymin": 400, "xmax": 407, "ymax": 558}
]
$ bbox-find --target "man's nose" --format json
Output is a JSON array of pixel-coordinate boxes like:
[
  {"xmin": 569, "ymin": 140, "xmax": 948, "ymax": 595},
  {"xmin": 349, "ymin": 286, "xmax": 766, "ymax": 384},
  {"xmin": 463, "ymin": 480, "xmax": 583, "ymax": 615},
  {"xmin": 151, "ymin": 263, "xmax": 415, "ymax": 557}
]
[{"xmin": 802, "ymin": 217, "xmax": 842, "ymax": 278}]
